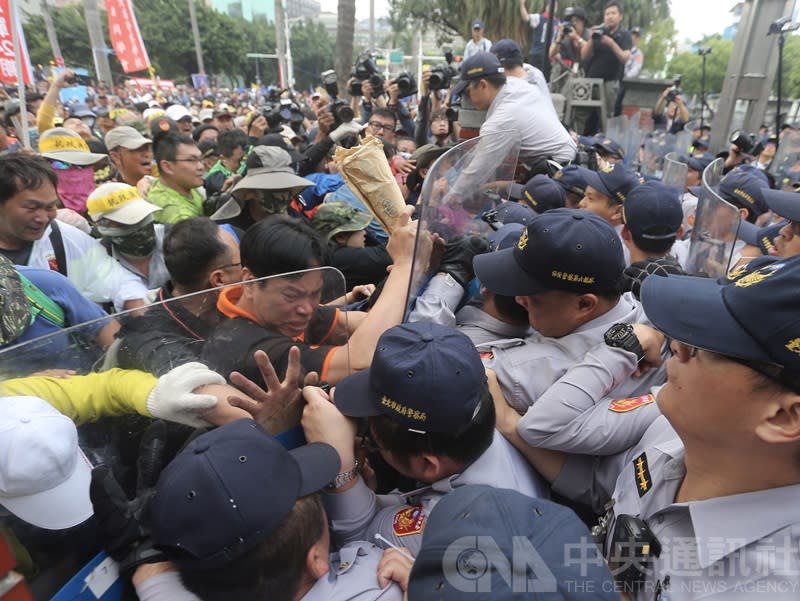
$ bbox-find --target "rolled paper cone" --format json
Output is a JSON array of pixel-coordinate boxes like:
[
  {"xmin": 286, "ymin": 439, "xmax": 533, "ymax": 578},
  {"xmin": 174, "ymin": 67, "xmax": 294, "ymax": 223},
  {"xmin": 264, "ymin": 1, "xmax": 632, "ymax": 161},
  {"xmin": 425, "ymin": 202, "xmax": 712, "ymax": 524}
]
[{"xmin": 334, "ymin": 135, "xmax": 407, "ymax": 234}]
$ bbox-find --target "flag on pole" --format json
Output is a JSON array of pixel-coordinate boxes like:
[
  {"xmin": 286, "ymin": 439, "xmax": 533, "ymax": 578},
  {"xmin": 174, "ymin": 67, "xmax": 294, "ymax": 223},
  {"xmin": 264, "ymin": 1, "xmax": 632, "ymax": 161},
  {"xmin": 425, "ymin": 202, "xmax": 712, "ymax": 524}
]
[
  {"xmin": 0, "ymin": 0, "xmax": 33, "ymax": 85},
  {"xmin": 104, "ymin": 0, "xmax": 151, "ymax": 73}
]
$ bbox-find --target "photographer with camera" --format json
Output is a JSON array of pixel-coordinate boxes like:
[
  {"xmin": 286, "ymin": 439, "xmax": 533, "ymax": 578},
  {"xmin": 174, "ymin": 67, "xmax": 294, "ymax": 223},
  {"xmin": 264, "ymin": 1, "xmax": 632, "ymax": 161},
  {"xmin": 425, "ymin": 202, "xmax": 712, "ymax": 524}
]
[
  {"xmin": 653, "ymin": 79, "xmax": 689, "ymax": 134},
  {"xmin": 580, "ymin": 1, "xmax": 632, "ymax": 135},
  {"xmin": 415, "ymin": 49, "xmax": 458, "ymax": 148},
  {"xmin": 548, "ymin": 7, "xmax": 589, "ymax": 70},
  {"xmin": 724, "ymin": 130, "xmax": 763, "ymax": 172},
  {"xmin": 36, "ymin": 69, "xmax": 92, "ymax": 136}
]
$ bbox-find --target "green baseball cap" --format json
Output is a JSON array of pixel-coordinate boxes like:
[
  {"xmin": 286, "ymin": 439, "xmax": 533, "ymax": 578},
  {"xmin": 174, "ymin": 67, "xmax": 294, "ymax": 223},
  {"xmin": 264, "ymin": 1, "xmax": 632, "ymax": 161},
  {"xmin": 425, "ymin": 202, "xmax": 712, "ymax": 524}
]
[{"xmin": 311, "ymin": 201, "xmax": 373, "ymax": 240}]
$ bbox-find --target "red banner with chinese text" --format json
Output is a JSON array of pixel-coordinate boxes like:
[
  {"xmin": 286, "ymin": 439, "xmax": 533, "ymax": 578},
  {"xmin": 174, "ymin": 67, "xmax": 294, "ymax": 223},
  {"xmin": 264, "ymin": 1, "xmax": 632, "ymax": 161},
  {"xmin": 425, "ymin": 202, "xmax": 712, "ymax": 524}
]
[
  {"xmin": 105, "ymin": 0, "xmax": 151, "ymax": 73},
  {"xmin": 0, "ymin": 0, "xmax": 34, "ymax": 85}
]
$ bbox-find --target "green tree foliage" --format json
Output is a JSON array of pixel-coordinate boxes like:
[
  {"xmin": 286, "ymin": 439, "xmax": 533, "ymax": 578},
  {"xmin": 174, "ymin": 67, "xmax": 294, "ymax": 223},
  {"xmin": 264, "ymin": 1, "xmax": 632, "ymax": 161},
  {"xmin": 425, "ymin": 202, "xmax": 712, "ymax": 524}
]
[
  {"xmin": 23, "ymin": 6, "xmax": 93, "ymax": 71},
  {"xmin": 241, "ymin": 16, "xmax": 277, "ymax": 86},
  {"xmin": 24, "ymin": 1, "xmax": 266, "ymax": 86},
  {"xmin": 388, "ymin": 0, "xmax": 672, "ymax": 53},
  {"xmin": 581, "ymin": 0, "xmax": 669, "ymax": 29},
  {"xmin": 777, "ymin": 34, "xmax": 800, "ymax": 99},
  {"xmin": 290, "ymin": 19, "xmax": 335, "ymax": 90},
  {"xmin": 666, "ymin": 36, "xmax": 733, "ymax": 98},
  {"xmin": 638, "ymin": 15, "xmax": 676, "ymax": 77}
]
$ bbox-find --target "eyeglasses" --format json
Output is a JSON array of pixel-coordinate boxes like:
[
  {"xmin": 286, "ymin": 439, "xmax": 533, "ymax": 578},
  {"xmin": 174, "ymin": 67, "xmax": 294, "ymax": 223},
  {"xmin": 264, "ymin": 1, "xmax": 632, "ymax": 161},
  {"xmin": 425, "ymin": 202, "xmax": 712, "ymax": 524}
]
[
  {"xmin": 677, "ymin": 341, "xmax": 800, "ymax": 394},
  {"xmin": 368, "ymin": 121, "xmax": 395, "ymax": 133},
  {"xmin": 170, "ymin": 156, "xmax": 203, "ymax": 164}
]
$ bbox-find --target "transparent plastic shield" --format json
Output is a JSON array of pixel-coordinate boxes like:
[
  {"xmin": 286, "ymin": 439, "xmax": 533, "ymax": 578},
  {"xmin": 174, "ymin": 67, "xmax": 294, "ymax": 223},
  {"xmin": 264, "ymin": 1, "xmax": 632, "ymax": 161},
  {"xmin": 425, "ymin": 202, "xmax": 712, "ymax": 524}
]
[
  {"xmin": 662, "ymin": 151, "xmax": 689, "ymax": 191},
  {"xmin": 605, "ymin": 111, "xmax": 645, "ymax": 169},
  {"xmin": 405, "ymin": 132, "xmax": 521, "ymax": 314},
  {"xmin": 770, "ymin": 130, "xmax": 800, "ymax": 188},
  {"xmin": 640, "ymin": 131, "xmax": 693, "ymax": 179},
  {"xmin": 0, "ymin": 267, "xmax": 347, "ymax": 599},
  {"xmin": 685, "ymin": 158, "xmax": 742, "ymax": 277},
  {"xmin": 0, "ymin": 267, "xmax": 348, "ymax": 380}
]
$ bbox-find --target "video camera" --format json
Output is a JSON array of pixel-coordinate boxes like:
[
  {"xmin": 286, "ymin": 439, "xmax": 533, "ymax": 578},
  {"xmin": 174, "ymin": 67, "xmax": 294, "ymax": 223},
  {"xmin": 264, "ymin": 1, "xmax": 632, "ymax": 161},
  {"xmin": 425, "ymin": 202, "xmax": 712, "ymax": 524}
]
[
  {"xmin": 665, "ymin": 76, "xmax": 682, "ymax": 103},
  {"xmin": 429, "ymin": 65, "xmax": 457, "ymax": 91},
  {"xmin": 592, "ymin": 24, "xmax": 608, "ymax": 40},
  {"xmin": 428, "ymin": 45, "xmax": 458, "ymax": 91},
  {"xmin": 66, "ymin": 73, "xmax": 93, "ymax": 86},
  {"xmin": 394, "ymin": 71, "xmax": 418, "ymax": 97},
  {"xmin": 321, "ymin": 69, "xmax": 354, "ymax": 129},
  {"xmin": 729, "ymin": 130, "xmax": 763, "ymax": 156},
  {"xmin": 349, "ymin": 52, "xmax": 385, "ymax": 98},
  {"xmin": 279, "ymin": 98, "xmax": 305, "ymax": 129},
  {"xmin": 261, "ymin": 100, "xmax": 284, "ymax": 130}
]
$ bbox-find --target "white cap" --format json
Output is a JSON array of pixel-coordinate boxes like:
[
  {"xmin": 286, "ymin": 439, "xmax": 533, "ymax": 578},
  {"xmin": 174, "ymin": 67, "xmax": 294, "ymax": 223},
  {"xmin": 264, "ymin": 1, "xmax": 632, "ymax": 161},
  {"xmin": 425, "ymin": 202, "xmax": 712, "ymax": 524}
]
[
  {"xmin": 87, "ymin": 182, "xmax": 160, "ymax": 225},
  {"xmin": 199, "ymin": 108, "xmax": 214, "ymax": 122},
  {"xmin": 0, "ymin": 397, "xmax": 93, "ymax": 530},
  {"xmin": 166, "ymin": 104, "xmax": 192, "ymax": 122}
]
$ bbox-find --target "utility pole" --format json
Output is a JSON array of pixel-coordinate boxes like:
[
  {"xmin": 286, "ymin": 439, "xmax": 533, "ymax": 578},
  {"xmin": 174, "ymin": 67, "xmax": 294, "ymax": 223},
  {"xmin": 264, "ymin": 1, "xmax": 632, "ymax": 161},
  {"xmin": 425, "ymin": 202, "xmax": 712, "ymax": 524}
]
[
  {"xmin": 83, "ymin": 0, "xmax": 113, "ymax": 87},
  {"xmin": 40, "ymin": 0, "xmax": 63, "ymax": 66},
  {"xmin": 369, "ymin": 0, "xmax": 375, "ymax": 50},
  {"xmin": 283, "ymin": 0, "xmax": 294, "ymax": 90},
  {"xmin": 188, "ymin": 0, "xmax": 205, "ymax": 74},
  {"xmin": 275, "ymin": 0, "xmax": 287, "ymax": 88}
]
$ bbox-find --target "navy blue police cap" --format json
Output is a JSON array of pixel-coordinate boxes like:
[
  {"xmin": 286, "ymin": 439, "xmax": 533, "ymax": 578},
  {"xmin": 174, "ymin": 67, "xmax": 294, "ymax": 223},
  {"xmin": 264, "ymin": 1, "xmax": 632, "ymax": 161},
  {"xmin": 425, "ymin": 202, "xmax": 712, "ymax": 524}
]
[
  {"xmin": 334, "ymin": 321, "xmax": 488, "ymax": 434},
  {"xmin": 474, "ymin": 208, "xmax": 624, "ymax": 296}
]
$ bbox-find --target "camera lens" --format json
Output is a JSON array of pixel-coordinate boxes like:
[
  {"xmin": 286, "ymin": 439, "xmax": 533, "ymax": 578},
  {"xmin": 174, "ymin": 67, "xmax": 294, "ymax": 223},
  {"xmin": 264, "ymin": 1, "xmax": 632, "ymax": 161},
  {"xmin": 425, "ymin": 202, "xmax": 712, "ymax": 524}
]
[{"xmin": 337, "ymin": 105, "xmax": 354, "ymax": 123}]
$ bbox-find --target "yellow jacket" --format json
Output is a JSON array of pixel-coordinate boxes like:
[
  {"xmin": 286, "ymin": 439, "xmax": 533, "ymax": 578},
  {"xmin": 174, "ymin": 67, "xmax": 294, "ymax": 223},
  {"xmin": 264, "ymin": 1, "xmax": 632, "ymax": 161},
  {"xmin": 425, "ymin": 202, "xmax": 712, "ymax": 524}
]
[{"xmin": 0, "ymin": 369, "xmax": 157, "ymax": 425}]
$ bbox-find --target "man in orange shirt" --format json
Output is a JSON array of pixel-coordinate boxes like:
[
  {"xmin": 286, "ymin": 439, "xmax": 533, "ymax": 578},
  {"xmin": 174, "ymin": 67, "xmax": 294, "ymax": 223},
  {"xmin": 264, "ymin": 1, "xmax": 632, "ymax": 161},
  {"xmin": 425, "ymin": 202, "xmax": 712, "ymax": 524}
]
[{"xmin": 203, "ymin": 212, "xmax": 417, "ymax": 384}]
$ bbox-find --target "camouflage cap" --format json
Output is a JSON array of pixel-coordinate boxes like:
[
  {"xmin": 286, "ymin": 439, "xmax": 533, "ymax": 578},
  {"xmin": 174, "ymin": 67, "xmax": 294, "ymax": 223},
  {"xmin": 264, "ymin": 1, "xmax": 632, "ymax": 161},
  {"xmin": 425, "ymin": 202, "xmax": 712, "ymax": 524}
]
[
  {"xmin": 0, "ymin": 255, "xmax": 31, "ymax": 346},
  {"xmin": 311, "ymin": 201, "xmax": 373, "ymax": 241}
]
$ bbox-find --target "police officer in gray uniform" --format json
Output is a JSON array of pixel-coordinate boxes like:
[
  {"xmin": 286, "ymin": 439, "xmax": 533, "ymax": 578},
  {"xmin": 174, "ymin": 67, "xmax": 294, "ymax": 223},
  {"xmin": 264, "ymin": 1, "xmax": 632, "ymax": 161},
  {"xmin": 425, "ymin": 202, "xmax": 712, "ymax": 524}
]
[
  {"xmin": 301, "ymin": 321, "xmax": 548, "ymax": 557},
  {"xmin": 498, "ymin": 256, "xmax": 800, "ymax": 599},
  {"xmin": 409, "ymin": 223, "xmax": 532, "ymax": 346},
  {"xmin": 141, "ymin": 419, "xmax": 404, "ymax": 601},
  {"xmin": 473, "ymin": 208, "xmax": 666, "ymax": 413}
]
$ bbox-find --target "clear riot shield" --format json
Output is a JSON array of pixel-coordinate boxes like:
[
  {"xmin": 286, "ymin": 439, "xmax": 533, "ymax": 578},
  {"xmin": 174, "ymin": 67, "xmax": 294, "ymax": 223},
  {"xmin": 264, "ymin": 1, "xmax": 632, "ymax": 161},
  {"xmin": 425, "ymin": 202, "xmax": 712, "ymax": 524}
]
[
  {"xmin": 640, "ymin": 131, "xmax": 693, "ymax": 179},
  {"xmin": 769, "ymin": 129, "xmax": 800, "ymax": 188},
  {"xmin": 0, "ymin": 267, "xmax": 347, "ymax": 600},
  {"xmin": 685, "ymin": 158, "xmax": 742, "ymax": 277},
  {"xmin": 405, "ymin": 132, "xmax": 521, "ymax": 313},
  {"xmin": 662, "ymin": 151, "xmax": 689, "ymax": 191},
  {"xmin": 604, "ymin": 111, "xmax": 645, "ymax": 169}
]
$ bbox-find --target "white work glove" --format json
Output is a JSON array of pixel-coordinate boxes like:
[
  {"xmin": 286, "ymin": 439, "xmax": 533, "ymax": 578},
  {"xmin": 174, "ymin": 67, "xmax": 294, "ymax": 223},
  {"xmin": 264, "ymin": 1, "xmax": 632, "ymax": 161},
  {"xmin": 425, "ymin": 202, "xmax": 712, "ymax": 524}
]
[
  {"xmin": 329, "ymin": 120, "xmax": 365, "ymax": 143},
  {"xmin": 146, "ymin": 362, "xmax": 226, "ymax": 427}
]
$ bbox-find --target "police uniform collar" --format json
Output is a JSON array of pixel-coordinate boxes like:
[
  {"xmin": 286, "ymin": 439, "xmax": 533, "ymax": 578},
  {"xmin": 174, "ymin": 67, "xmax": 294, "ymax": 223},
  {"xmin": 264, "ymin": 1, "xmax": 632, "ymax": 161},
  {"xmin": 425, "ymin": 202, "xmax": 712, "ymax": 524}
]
[
  {"xmin": 571, "ymin": 293, "xmax": 637, "ymax": 336},
  {"xmin": 688, "ymin": 482, "xmax": 800, "ymax": 568},
  {"xmin": 456, "ymin": 305, "xmax": 532, "ymax": 340},
  {"xmin": 431, "ymin": 431, "xmax": 515, "ymax": 494}
]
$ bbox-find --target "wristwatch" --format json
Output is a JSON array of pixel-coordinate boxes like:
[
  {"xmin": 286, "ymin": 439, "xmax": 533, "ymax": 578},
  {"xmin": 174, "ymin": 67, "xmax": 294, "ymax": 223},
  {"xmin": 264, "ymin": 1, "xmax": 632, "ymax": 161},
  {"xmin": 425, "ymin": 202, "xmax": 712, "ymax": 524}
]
[
  {"xmin": 327, "ymin": 459, "xmax": 360, "ymax": 490},
  {"xmin": 604, "ymin": 323, "xmax": 645, "ymax": 363}
]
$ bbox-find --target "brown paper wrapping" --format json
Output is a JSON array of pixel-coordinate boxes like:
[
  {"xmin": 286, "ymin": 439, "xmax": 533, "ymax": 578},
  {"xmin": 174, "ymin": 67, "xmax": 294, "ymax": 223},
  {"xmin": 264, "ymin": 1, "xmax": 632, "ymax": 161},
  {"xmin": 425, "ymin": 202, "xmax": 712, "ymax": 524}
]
[{"xmin": 333, "ymin": 135, "xmax": 407, "ymax": 234}]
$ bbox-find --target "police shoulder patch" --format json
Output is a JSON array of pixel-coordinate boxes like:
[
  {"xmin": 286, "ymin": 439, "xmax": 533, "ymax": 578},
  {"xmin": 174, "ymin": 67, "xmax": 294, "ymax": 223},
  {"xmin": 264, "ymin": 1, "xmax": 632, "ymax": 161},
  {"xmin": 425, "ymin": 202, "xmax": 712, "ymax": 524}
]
[
  {"xmin": 608, "ymin": 394, "xmax": 655, "ymax": 413},
  {"xmin": 633, "ymin": 452, "xmax": 652, "ymax": 497},
  {"xmin": 392, "ymin": 505, "xmax": 426, "ymax": 537}
]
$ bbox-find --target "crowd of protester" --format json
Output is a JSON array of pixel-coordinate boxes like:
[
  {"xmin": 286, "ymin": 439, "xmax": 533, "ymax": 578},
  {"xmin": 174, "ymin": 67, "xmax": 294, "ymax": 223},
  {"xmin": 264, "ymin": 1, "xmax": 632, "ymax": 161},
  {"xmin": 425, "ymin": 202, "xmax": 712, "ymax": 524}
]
[{"xmin": 1, "ymin": 1, "xmax": 800, "ymax": 600}]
